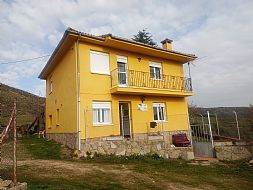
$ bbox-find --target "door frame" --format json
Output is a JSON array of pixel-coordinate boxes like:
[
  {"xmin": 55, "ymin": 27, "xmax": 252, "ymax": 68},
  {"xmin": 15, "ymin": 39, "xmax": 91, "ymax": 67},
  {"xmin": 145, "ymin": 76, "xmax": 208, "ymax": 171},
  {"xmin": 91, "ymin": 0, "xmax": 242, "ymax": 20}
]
[{"xmin": 119, "ymin": 102, "xmax": 132, "ymax": 138}]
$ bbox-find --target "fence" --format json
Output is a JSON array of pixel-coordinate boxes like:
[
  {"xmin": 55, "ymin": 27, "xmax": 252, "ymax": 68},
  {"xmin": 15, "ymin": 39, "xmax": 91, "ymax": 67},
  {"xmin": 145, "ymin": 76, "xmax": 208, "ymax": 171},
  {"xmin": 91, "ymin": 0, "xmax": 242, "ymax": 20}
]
[
  {"xmin": 189, "ymin": 110, "xmax": 253, "ymax": 141},
  {"xmin": 0, "ymin": 101, "xmax": 17, "ymax": 184}
]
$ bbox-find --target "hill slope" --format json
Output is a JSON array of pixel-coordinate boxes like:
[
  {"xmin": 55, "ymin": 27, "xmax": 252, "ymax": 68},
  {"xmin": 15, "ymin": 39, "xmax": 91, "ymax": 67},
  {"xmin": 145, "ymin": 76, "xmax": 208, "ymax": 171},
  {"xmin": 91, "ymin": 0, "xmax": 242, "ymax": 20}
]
[{"xmin": 0, "ymin": 83, "xmax": 45, "ymax": 126}]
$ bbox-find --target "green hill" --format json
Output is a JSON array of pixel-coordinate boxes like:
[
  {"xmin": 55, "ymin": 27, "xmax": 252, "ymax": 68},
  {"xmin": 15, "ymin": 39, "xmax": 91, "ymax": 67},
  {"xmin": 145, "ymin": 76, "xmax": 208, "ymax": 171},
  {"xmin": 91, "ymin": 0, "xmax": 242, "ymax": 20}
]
[{"xmin": 0, "ymin": 83, "xmax": 45, "ymax": 126}]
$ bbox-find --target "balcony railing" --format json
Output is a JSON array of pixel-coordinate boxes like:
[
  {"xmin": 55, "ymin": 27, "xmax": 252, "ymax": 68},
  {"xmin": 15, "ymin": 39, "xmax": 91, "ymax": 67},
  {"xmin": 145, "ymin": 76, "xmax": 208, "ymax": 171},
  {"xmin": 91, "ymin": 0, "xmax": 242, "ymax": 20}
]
[{"xmin": 111, "ymin": 68, "xmax": 193, "ymax": 92}]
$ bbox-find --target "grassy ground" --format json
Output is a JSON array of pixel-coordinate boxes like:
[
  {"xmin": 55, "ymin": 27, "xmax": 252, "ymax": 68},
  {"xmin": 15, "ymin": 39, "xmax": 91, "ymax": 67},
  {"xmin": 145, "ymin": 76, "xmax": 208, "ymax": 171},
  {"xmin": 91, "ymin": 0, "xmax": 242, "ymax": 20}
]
[{"xmin": 1, "ymin": 136, "xmax": 253, "ymax": 190}]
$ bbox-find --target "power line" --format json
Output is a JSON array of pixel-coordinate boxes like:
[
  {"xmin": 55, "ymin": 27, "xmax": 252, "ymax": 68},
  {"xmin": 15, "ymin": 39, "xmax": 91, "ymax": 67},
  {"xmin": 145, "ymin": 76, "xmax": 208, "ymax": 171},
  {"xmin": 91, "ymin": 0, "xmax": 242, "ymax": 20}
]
[{"xmin": 0, "ymin": 54, "xmax": 50, "ymax": 65}]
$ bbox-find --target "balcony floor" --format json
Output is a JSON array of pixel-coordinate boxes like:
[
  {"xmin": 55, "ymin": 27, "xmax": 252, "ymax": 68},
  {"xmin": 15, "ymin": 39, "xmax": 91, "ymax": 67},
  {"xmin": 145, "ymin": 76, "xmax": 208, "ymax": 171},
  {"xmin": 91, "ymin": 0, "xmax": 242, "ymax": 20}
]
[{"xmin": 111, "ymin": 86, "xmax": 193, "ymax": 97}]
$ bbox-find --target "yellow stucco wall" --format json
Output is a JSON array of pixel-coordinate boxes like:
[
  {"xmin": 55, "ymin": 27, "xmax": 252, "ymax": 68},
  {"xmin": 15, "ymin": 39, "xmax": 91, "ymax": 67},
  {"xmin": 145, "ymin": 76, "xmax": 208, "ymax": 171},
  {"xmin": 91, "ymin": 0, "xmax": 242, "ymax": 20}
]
[
  {"xmin": 45, "ymin": 44, "xmax": 77, "ymax": 134},
  {"xmin": 45, "ymin": 40, "xmax": 191, "ymax": 139},
  {"xmin": 78, "ymin": 43, "xmax": 190, "ymax": 139}
]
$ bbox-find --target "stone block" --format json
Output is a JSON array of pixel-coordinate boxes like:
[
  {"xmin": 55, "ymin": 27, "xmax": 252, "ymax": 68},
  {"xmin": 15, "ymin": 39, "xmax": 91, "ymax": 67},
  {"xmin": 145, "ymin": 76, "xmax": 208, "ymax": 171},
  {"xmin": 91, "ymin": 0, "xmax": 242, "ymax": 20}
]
[{"xmin": 186, "ymin": 151, "xmax": 195, "ymax": 160}]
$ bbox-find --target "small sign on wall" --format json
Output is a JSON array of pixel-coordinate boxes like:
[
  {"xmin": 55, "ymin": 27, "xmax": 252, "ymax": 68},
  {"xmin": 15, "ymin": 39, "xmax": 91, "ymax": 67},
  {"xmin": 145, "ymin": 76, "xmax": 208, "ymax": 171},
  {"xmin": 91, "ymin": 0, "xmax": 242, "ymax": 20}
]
[{"xmin": 138, "ymin": 104, "xmax": 148, "ymax": 111}]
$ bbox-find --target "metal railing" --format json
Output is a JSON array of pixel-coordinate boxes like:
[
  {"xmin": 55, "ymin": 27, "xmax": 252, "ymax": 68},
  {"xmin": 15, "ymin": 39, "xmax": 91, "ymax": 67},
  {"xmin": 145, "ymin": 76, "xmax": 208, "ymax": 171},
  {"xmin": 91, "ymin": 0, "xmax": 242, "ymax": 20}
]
[{"xmin": 111, "ymin": 68, "xmax": 192, "ymax": 92}]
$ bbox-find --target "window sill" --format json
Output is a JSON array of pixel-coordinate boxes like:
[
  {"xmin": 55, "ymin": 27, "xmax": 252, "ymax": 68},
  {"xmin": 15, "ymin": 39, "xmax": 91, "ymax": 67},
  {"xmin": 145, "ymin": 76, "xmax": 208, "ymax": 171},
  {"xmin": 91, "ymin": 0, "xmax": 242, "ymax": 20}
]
[
  {"xmin": 56, "ymin": 124, "xmax": 60, "ymax": 127},
  {"xmin": 90, "ymin": 72, "xmax": 110, "ymax": 76},
  {"xmin": 93, "ymin": 123, "xmax": 113, "ymax": 127},
  {"xmin": 154, "ymin": 120, "xmax": 168, "ymax": 123}
]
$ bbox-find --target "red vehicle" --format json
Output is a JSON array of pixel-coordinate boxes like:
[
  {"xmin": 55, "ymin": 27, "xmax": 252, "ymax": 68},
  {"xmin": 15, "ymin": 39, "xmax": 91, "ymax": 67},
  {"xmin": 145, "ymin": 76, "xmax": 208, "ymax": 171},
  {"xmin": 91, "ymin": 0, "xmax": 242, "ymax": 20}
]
[{"xmin": 172, "ymin": 133, "xmax": 191, "ymax": 147}]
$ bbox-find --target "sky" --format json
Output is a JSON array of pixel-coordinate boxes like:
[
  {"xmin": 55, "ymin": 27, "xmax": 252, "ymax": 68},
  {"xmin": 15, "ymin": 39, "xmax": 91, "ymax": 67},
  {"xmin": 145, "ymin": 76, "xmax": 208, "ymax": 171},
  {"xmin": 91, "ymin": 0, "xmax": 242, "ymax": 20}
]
[{"xmin": 0, "ymin": 0, "xmax": 253, "ymax": 107}]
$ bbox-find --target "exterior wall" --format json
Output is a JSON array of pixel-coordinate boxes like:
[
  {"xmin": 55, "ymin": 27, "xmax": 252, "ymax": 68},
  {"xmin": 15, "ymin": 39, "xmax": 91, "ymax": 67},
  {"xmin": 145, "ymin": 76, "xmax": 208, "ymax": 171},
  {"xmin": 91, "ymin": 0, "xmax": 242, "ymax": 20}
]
[
  {"xmin": 45, "ymin": 44, "xmax": 78, "ymax": 137},
  {"xmin": 78, "ymin": 42, "xmax": 190, "ymax": 140}
]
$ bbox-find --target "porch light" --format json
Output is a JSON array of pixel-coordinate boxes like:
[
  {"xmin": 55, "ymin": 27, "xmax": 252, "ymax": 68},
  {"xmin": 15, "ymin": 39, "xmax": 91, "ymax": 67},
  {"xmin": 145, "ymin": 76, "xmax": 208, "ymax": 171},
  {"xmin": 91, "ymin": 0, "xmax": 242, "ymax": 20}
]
[{"xmin": 140, "ymin": 96, "xmax": 145, "ymax": 103}]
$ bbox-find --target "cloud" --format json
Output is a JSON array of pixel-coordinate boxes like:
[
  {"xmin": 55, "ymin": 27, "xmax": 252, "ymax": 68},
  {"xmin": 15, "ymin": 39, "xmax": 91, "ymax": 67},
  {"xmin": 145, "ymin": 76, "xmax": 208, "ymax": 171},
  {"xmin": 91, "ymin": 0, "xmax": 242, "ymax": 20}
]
[
  {"xmin": 176, "ymin": 1, "xmax": 253, "ymax": 107},
  {"xmin": 0, "ymin": 0, "xmax": 252, "ymax": 106}
]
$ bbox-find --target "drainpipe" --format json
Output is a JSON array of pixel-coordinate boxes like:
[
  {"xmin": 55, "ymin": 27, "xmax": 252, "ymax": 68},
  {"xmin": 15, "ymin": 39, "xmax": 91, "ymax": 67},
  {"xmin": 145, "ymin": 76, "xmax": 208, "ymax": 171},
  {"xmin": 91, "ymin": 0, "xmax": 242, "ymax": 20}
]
[{"xmin": 76, "ymin": 33, "xmax": 81, "ymax": 151}]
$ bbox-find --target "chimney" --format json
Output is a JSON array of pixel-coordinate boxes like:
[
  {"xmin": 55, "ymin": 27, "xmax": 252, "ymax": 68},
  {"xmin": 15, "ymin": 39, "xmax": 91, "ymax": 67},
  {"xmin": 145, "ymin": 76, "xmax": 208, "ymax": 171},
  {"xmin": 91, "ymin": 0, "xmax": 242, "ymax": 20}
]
[{"xmin": 161, "ymin": 38, "xmax": 173, "ymax": 50}]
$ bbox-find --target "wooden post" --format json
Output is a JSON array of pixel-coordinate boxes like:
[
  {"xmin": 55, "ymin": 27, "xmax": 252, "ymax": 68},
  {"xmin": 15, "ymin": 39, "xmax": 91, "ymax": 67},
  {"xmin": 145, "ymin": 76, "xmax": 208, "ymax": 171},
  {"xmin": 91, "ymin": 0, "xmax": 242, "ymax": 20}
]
[{"xmin": 13, "ymin": 101, "xmax": 17, "ymax": 185}]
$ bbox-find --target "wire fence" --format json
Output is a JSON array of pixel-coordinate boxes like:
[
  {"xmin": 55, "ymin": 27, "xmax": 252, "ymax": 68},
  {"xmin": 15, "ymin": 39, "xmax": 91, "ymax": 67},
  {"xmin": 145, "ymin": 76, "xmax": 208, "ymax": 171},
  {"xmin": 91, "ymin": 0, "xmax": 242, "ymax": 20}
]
[
  {"xmin": 189, "ymin": 110, "xmax": 253, "ymax": 141},
  {"xmin": 0, "ymin": 101, "xmax": 17, "ymax": 184}
]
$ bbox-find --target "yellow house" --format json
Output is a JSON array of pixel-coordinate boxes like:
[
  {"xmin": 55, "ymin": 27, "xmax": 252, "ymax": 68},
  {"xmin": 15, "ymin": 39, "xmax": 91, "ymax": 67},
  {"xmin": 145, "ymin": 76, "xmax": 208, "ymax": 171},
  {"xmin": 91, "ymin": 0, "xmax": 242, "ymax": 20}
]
[{"xmin": 39, "ymin": 28, "xmax": 197, "ymax": 158}]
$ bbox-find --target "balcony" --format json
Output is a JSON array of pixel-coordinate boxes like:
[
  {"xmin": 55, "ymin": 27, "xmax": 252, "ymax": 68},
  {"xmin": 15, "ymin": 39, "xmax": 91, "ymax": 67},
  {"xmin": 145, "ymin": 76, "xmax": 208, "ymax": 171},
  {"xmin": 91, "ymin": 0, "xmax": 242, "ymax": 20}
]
[{"xmin": 110, "ymin": 69, "xmax": 193, "ymax": 97}]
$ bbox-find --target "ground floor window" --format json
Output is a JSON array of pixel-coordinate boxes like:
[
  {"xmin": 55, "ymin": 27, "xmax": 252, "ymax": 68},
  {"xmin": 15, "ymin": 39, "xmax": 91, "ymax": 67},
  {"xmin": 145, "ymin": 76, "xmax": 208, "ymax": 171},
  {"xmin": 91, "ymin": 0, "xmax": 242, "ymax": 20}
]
[
  {"xmin": 153, "ymin": 103, "xmax": 166, "ymax": 121},
  {"xmin": 49, "ymin": 114, "xmax": 52, "ymax": 128},
  {"xmin": 92, "ymin": 101, "xmax": 112, "ymax": 125}
]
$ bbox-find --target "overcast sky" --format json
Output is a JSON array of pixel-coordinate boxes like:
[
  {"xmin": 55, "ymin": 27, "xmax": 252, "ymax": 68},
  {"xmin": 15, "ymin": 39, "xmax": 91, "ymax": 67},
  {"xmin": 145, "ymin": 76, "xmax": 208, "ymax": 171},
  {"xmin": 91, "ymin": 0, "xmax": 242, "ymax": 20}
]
[{"xmin": 0, "ymin": 0, "xmax": 253, "ymax": 107}]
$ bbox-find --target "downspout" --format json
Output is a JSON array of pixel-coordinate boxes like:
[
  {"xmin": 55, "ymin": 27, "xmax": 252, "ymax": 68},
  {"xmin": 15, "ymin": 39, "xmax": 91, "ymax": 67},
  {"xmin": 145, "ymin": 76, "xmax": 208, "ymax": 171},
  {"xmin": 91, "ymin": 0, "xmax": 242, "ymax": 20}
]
[{"xmin": 76, "ymin": 32, "xmax": 81, "ymax": 151}]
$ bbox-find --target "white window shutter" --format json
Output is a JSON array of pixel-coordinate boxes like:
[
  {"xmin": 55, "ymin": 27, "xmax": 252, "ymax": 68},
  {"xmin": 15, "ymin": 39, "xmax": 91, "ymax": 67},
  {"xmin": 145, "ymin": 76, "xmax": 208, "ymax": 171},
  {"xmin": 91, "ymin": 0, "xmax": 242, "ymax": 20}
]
[
  {"xmin": 90, "ymin": 51, "xmax": 110, "ymax": 75},
  {"xmin": 117, "ymin": 55, "xmax": 127, "ymax": 63},
  {"xmin": 149, "ymin": 61, "xmax": 162, "ymax": 68}
]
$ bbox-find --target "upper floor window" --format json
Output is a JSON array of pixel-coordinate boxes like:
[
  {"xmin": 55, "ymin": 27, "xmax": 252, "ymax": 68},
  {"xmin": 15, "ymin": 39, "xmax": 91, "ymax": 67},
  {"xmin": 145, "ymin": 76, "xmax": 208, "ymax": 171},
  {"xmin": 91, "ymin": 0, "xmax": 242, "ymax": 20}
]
[
  {"xmin": 90, "ymin": 50, "xmax": 110, "ymax": 75},
  {"xmin": 92, "ymin": 101, "xmax": 112, "ymax": 125},
  {"xmin": 49, "ymin": 78, "xmax": 53, "ymax": 94},
  {"xmin": 150, "ymin": 62, "xmax": 162, "ymax": 80},
  {"xmin": 153, "ymin": 103, "xmax": 166, "ymax": 121},
  {"xmin": 117, "ymin": 56, "xmax": 128, "ymax": 85}
]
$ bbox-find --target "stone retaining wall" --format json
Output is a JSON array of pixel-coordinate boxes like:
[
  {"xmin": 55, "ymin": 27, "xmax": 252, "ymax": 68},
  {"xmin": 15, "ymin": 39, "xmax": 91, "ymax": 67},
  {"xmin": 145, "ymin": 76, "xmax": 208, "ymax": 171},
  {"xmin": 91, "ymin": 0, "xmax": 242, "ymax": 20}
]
[
  {"xmin": 215, "ymin": 144, "xmax": 253, "ymax": 160},
  {"xmin": 80, "ymin": 135, "xmax": 194, "ymax": 160},
  {"xmin": 46, "ymin": 131, "xmax": 194, "ymax": 160},
  {"xmin": 46, "ymin": 133, "xmax": 77, "ymax": 149}
]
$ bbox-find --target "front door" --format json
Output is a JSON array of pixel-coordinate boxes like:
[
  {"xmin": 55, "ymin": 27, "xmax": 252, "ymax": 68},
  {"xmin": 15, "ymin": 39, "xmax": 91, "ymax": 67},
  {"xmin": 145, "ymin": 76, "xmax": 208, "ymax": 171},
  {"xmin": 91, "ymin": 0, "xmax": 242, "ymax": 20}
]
[
  {"xmin": 119, "ymin": 102, "xmax": 131, "ymax": 138},
  {"xmin": 117, "ymin": 62, "xmax": 127, "ymax": 86}
]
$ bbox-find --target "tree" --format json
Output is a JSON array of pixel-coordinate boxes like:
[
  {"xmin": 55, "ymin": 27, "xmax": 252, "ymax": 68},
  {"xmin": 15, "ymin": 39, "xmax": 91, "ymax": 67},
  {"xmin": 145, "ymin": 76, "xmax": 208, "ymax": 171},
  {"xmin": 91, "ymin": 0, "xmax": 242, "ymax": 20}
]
[{"xmin": 132, "ymin": 29, "xmax": 157, "ymax": 46}]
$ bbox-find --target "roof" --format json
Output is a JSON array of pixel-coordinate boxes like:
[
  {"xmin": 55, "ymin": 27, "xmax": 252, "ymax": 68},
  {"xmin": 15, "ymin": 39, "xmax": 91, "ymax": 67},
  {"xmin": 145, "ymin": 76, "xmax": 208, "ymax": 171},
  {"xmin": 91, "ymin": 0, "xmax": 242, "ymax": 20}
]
[{"xmin": 39, "ymin": 27, "xmax": 197, "ymax": 79}]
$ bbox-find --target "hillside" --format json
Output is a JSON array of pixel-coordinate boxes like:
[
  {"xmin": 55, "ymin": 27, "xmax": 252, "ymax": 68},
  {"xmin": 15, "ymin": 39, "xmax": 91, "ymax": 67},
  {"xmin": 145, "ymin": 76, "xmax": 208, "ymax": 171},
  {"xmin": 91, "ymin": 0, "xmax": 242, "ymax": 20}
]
[
  {"xmin": 189, "ymin": 106, "xmax": 253, "ymax": 140},
  {"xmin": 0, "ymin": 83, "xmax": 45, "ymax": 126}
]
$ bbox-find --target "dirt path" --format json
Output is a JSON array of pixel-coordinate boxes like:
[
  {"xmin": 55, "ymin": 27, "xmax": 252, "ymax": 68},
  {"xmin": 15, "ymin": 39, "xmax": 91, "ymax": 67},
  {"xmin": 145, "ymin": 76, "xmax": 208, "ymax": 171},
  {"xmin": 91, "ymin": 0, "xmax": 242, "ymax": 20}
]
[{"xmin": 17, "ymin": 159, "xmax": 212, "ymax": 190}]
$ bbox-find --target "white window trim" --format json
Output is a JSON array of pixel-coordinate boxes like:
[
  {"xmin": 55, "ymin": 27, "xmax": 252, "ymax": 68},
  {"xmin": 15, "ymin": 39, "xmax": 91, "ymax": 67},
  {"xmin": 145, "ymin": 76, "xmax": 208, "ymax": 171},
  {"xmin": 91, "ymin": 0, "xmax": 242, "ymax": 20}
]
[
  {"xmin": 153, "ymin": 103, "xmax": 166, "ymax": 122},
  {"xmin": 92, "ymin": 101, "xmax": 112, "ymax": 126},
  {"xmin": 149, "ymin": 62, "xmax": 162, "ymax": 80},
  {"xmin": 117, "ymin": 55, "xmax": 128, "ymax": 87},
  {"xmin": 90, "ymin": 50, "xmax": 110, "ymax": 75}
]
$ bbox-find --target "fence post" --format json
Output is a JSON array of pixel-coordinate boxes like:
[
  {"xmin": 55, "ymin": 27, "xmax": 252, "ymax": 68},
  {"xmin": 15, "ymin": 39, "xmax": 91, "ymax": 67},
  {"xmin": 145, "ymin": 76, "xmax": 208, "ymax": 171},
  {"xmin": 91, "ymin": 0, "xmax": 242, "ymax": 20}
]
[
  {"xmin": 233, "ymin": 111, "xmax": 240, "ymax": 140},
  {"xmin": 207, "ymin": 111, "xmax": 214, "ymax": 149},
  {"xmin": 215, "ymin": 114, "xmax": 220, "ymax": 136},
  {"xmin": 186, "ymin": 112, "xmax": 193, "ymax": 146},
  {"xmin": 13, "ymin": 101, "xmax": 17, "ymax": 185}
]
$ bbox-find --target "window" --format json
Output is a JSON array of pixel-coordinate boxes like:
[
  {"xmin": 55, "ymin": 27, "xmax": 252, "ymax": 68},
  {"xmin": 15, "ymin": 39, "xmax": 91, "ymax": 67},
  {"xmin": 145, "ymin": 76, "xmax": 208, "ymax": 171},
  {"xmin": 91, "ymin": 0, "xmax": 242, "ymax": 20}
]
[
  {"xmin": 153, "ymin": 103, "xmax": 166, "ymax": 121},
  {"xmin": 49, "ymin": 80, "xmax": 53, "ymax": 93},
  {"xmin": 92, "ymin": 102, "xmax": 112, "ymax": 125},
  {"xmin": 90, "ymin": 50, "xmax": 110, "ymax": 75},
  {"xmin": 117, "ymin": 56, "xmax": 128, "ymax": 85},
  {"xmin": 150, "ymin": 62, "xmax": 162, "ymax": 79},
  {"xmin": 56, "ymin": 109, "xmax": 59, "ymax": 126},
  {"xmin": 49, "ymin": 115, "xmax": 52, "ymax": 128}
]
